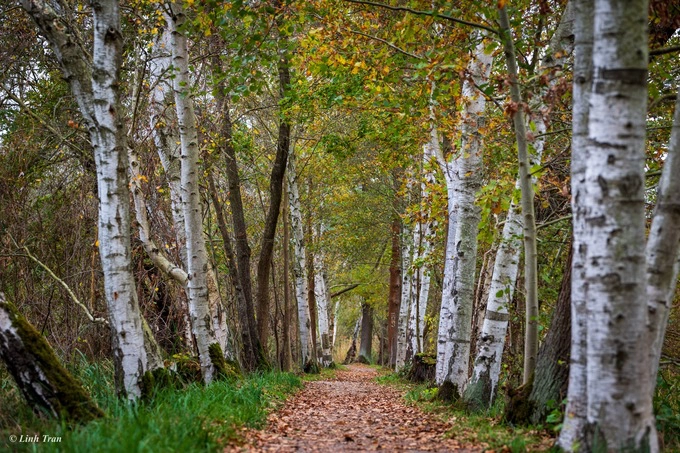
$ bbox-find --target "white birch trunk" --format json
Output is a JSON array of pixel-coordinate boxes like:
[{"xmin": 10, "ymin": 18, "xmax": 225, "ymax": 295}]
[
  {"xmin": 646, "ymin": 92, "xmax": 680, "ymax": 384},
  {"xmin": 20, "ymin": 0, "xmax": 149, "ymax": 398},
  {"xmin": 581, "ymin": 0, "xmax": 657, "ymax": 449},
  {"xmin": 148, "ymin": 30, "xmax": 187, "ymax": 268},
  {"xmin": 436, "ymin": 38, "xmax": 492, "ymax": 392},
  {"xmin": 287, "ymin": 149, "xmax": 312, "ymax": 366},
  {"xmin": 395, "ymin": 221, "xmax": 413, "ymax": 370},
  {"xmin": 167, "ymin": 3, "xmax": 217, "ymax": 383},
  {"xmin": 559, "ymin": 0, "xmax": 592, "ymax": 448},
  {"xmin": 314, "ymin": 254, "xmax": 332, "ymax": 366},
  {"xmin": 466, "ymin": 5, "xmax": 573, "ymax": 405},
  {"xmin": 465, "ymin": 200, "xmax": 522, "ymax": 407}
]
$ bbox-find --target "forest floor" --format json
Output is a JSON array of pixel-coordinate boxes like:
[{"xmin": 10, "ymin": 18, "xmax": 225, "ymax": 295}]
[{"xmin": 230, "ymin": 364, "xmax": 483, "ymax": 452}]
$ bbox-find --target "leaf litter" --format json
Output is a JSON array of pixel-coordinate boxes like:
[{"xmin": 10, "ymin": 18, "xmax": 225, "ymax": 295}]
[{"xmin": 228, "ymin": 364, "xmax": 483, "ymax": 452}]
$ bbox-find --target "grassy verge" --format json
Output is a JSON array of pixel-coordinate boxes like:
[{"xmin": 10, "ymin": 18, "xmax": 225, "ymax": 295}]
[
  {"xmin": 375, "ymin": 372, "xmax": 553, "ymax": 452},
  {"xmin": 0, "ymin": 357, "xmax": 302, "ymax": 452}
]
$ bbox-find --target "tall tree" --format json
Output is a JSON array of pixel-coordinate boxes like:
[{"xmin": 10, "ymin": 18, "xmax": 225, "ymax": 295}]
[
  {"xmin": 19, "ymin": 0, "xmax": 150, "ymax": 398},
  {"xmin": 166, "ymin": 1, "xmax": 222, "ymax": 382},
  {"xmin": 564, "ymin": 0, "xmax": 659, "ymax": 449},
  {"xmin": 435, "ymin": 35, "xmax": 493, "ymax": 395},
  {"xmin": 558, "ymin": 0, "xmax": 593, "ymax": 448}
]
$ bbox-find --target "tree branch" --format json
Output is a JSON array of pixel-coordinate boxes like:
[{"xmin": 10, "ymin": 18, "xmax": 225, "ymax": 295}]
[
  {"xmin": 350, "ymin": 29, "xmax": 423, "ymax": 60},
  {"xmin": 343, "ymin": 0, "xmax": 498, "ymax": 35},
  {"xmin": 650, "ymin": 45, "xmax": 680, "ymax": 57},
  {"xmin": 331, "ymin": 284, "xmax": 360, "ymax": 298},
  {"xmin": 9, "ymin": 239, "xmax": 107, "ymax": 325}
]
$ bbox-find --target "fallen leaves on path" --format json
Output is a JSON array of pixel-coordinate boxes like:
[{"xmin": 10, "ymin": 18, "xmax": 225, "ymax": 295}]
[{"xmin": 229, "ymin": 364, "xmax": 483, "ymax": 452}]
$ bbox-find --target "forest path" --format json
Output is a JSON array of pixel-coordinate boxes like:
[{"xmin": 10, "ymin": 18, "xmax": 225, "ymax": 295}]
[{"xmin": 232, "ymin": 364, "xmax": 482, "ymax": 452}]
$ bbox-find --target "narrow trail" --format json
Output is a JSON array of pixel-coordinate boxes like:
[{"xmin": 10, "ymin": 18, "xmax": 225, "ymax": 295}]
[{"xmin": 232, "ymin": 364, "xmax": 482, "ymax": 452}]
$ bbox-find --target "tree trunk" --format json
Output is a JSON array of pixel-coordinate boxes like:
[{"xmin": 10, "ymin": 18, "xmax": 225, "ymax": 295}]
[
  {"xmin": 387, "ymin": 213, "xmax": 402, "ymax": 368},
  {"xmin": 498, "ymin": 6, "xmax": 539, "ymax": 385},
  {"xmin": 558, "ymin": 1, "xmax": 593, "ymax": 448},
  {"xmin": 281, "ymin": 183, "xmax": 293, "ymax": 372},
  {"xmin": 287, "ymin": 149, "xmax": 312, "ymax": 367},
  {"xmin": 646, "ymin": 91, "xmax": 680, "ymax": 384},
  {"xmin": 579, "ymin": 0, "xmax": 657, "ymax": 449},
  {"xmin": 436, "ymin": 36, "xmax": 492, "ymax": 395},
  {"xmin": 314, "ymin": 254, "xmax": 332, "ymax": 366},
  {"xmin": 359, "ymin": 302, "xmax": 374, "ymax": 362},
  {"xmin": 20, "ymin": 0, "xmax": 150, "ymax": 398},
  {"xmin": 255, "ymin": 10, "xmax": 291, "ymax": 348},
  {"xmin": 167, "ymin": 2, "xmax": 218, "ymax": 383},
  {"xmin": 395, "ymin": 220, "xmax": 413, "ymax": 370},
  {"xmin": 344, "ymin": 315, "xmax": 362, "ymax": 365},
  {"xmin": 527, "ymin": 245, "xmax": 572, "ymax": 425},
  {"xmin": 208, "ymin": 173, "xmax": 258, "ymax": 371},
  {"xmin": 0, "ymin": 295, "xmax": 104, "ymax": 422}
]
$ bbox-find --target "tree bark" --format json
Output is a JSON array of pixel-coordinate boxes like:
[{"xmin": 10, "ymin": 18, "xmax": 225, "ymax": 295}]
[
  {"xmin": 578, "ymin": 0, "xmax": 657, "ymax": 449},
  {"xmin": 281, "ymin": 183, "xmax": 293, "ymax": 372},
  {"xmin": 558, "ymin": 0, "xmax": 593, "ymax": 448},
  {"xmin": 436, "ymin": 36, "xmax": 492, "ymax": 394},
  {"xmin": 359, "ymin": 302, "xmax": 374, "ymax": 362},
  {"xmin": 255, "ymin": 9, "xmax": 291, "ymax": 348},
  {"xmin": 167, "ymin": 2, "xmax": 218, "ymax": 383},
  {"xmin": 387, "ymin": 212, "xmax": 402, "ymax": 368},
  {"xmin": 646, "ymin": 91, "xmax": 680, "ymax": 384},
  {"xmin": 20, "ymin": 0, "xmax": 150, "ymax": 398},
  {"xmin": 395, "ymin": 219, "xmax": 413, "ymax": 370},
  {"xmin": 498, "ymin": 6, "xmax": 539, "ymax": 385},
  {"xmin": 287, "ymin": 149, "xmax": 313, "ymax": 367},
  {"xmin": 0, "ymin": 295, "xmax": 104, "ymax": 422}
]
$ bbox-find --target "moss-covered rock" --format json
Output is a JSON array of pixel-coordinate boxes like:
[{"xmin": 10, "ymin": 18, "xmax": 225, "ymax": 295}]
[{"xmin": 0, "ymin": 295, "xmax": 104, "ymax": 423}]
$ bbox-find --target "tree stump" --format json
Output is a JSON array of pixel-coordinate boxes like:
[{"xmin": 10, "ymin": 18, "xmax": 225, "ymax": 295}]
[{"xmin": 407, "ymin": 353, "xmax": 436, "ymax": 385}]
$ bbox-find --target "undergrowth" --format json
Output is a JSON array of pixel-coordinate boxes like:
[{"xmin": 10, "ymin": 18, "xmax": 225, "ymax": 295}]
[
  {"xmin": 0, "ymin": 354, "xmax": 302, "ymax": 452},
  {"xmin": 376, "ymin": 371, "xmax": 552, "ymax": 452},
  {"xmin": 655, "ymin": 366, "xmax": 680, "ymax": 451}
]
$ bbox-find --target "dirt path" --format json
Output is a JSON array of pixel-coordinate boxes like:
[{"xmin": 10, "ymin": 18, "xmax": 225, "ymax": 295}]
[{"xmin": 232, "ymin": 364, "xmax": 482, "ymax": 452}]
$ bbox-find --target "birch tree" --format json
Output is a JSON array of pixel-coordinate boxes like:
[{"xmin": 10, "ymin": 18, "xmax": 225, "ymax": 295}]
[
  {"xmin": 435, "ymin": 36, "xmax": 493, "ymax": 395},
  {"xmin": 19, "ymin": 0, "xmax": 149, "ymax": 398},
  {"xmin": 166, "ymin": 1, "xmax": 219, "ymax": 383},
  {"xmin": 563, "ymin": 0, "xmax": 659, "ymax": 449},
  {"xmin": 287, "ymin": 148, "xmax": 313, "ymax": 367},
  {"xmin": 558, "ymin": 0, "xmax": 592, "ymax": 447}
]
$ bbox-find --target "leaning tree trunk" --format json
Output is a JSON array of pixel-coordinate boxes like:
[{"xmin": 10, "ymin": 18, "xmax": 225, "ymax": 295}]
[
  {"xmin": 578, "ymin": 0, "xmax": 657, "ymax": 450},
  {"xmin": 0, "ymin": 294, "xmax": 104, "ymax": 422},
  {"xmin": 436, "ymin": 36, "xmax": 492, "ymax": 395},
  {"xmin": 646, "ymin": 91, "xmax": 680, "ymax": 384},
  {"xmin": 20, "ymin": 0, "xmax": 149, "ymax": 398},
  {"xmin": 167, "ymin": 2, "xmax": 219, "ymax": 383}
]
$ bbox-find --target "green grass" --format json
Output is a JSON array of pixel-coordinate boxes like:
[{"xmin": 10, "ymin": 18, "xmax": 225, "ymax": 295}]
[
  {"xmin": 1, "ymin": 356, "xmax": 302, "ymax": 452},
  {"xmin": 376, "ymin": 370, "xmax": 553, "ymax": 452}
]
